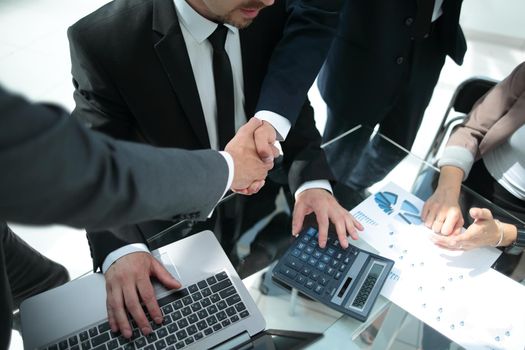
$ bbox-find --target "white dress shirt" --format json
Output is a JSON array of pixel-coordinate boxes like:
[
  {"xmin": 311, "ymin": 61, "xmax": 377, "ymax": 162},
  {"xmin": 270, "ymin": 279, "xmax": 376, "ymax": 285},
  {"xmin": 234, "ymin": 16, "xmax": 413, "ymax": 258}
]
[
  {"xmin": 432, "ymin": 0, "xmax": 444, "ymax": 22},
  {"xmin": 102, "ymin": 0, "xmax": 332, "ymax": 273},
  {"xmin": 483, "ymin": 124, "xmax": 525, "ymax": 200}
]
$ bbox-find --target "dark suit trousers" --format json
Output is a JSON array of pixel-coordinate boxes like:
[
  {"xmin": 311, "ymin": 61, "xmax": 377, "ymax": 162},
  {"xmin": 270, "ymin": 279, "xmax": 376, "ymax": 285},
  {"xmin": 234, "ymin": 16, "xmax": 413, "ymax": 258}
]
[
  {"xmin": 0, "ymin": 222, "xmax": 69, "ymax": 348},
  {"xmin": 323, "ymin": 24, "xmax": 446, "ymax": 190}
]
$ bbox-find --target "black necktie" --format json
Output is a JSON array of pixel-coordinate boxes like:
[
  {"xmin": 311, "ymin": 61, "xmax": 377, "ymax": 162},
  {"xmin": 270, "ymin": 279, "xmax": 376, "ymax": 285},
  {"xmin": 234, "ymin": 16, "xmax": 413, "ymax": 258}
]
[
  {"xmin": 208, "ymin": 25, "xmax": 239, "ymax": 252},
  {"xmin": 208, "ymin": 24, "xmax": 235, "ymax": 150},
  {"xmin": 412, "ymin": 0, "xmax": 436, "ymax": 39}
]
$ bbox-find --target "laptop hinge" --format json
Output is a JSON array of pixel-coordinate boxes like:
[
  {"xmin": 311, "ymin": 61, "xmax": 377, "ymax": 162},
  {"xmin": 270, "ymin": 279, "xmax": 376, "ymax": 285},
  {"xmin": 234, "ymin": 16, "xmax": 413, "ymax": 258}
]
[{"xmin": 210, "ymin": 331, "xmax": 251, "ymax": 350}]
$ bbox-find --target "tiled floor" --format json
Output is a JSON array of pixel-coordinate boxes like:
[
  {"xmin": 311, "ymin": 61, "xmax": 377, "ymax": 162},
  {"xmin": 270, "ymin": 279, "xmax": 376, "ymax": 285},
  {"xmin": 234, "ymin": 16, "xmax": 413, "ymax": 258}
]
[{"xmin": 2, "ymin": 1, "xmax": 524, "ymax": 349}]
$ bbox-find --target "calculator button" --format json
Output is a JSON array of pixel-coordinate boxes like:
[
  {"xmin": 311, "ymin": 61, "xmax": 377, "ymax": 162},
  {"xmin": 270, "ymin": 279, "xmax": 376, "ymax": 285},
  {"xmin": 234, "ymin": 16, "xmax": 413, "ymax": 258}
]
[
  {"xmin": 308, "ymin": 257, "xmax": 317, "ymax": 266},
  {"xmin": 305, "ymin": 280, "xmax": 314, "ymax": 289},
  {"xmin": 286, "ymin": 258, "xmax": 302, "ymax": 270},
  {"xmin": 300, "ymin": 266, "xmax": 312, "ymax": 276},
  {"xmin": 308, "ymin": 240, "xmax": 317, "ymax": 247},
  {"xmin": 343, "ymin": 256, "xmax": 352, "ymax": 264},
  {"xmin": 310, "ymin": 272, "xmax": 320, "ymax": 281},
  {"xmin": 319, "ymin": 277, "xmax": 329, "ymax": 286},
  {"xmin": 316, "ymin": 262, "xmax": 327, "ymax": 271},
  {"xmin": 335, "ymin": 252, "xmax": 343, "ymax": 260},
  {"xmin": 295, "ymin": 275, "xmax": 306, "ymax": 284},
  {"xmin": 326, "ymin": 267, "xmax": 335, "ymax": 276},
  {"xmin": 301, "ymin": 235, "xmax": 311, "ymax": 242},
  {"xmin": 306, "ymin": 228, "xmax": 317, "ymax": 236},
  {"xmin": 281, "ymin": 267, "xmax": 297, "ymax": 279},
  {"xmin": 313, "ymin": 250, "xmax": 322, "ymax": 259},
  {"xmin": 339, "ymin": 264, "xmax": 347, "ymax": 272},
  {"xmin": 291, "ymin": 249, "xmax": 301, "ymax": 257},
  {"xmin": 314, "ymin": 285, "xmax": 324, "ymax": 294},
  {"xmin": 305, "ymin": 246, "xmax": 314, "ymax": 254},
  {"xmin": 321, "ymin": 255, "xmax": 331, "ymax": 264},
  {"xmin": 300, "ymin": 253, "xmax": 309, "ymax": 262},
  {"xmin": 334, "ymin": 272, "xmax": 342, "ymax": 280},
  {"xmin": 330, "ymin": 260, "xmax": 339, "ymax": 268},
  {"xmin": 327, "ymin": 248, "xmax": 336, "ymax": 256}
]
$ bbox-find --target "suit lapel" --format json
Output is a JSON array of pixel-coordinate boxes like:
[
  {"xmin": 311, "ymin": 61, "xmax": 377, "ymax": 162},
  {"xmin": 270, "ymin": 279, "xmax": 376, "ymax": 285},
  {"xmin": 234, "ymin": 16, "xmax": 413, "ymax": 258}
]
[{"xmin": 152, "ymin": 0, "xmax": 210, "ymax": 148}]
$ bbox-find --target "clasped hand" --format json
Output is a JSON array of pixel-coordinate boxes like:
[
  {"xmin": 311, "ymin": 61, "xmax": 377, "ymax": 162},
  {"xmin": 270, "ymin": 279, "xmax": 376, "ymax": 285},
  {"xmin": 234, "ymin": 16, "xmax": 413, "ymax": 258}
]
[{"xmin": 224, "ymin": 117, "xmax": 279, "ymax": 195}]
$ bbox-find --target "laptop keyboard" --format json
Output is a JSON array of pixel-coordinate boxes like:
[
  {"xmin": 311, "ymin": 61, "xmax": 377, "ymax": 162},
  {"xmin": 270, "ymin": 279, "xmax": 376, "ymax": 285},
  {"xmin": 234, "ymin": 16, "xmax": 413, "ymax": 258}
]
[{"xmin": 42, "ymin": 271, "xmax": 250, "ymax": 350}]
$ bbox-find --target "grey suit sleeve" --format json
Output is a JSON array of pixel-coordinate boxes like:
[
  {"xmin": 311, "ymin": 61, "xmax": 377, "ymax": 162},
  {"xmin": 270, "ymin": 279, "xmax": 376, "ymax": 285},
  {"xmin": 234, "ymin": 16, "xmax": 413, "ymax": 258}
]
[{"xmin": 0, "ymin": 86, "xmax": 228, "ymax": 230}]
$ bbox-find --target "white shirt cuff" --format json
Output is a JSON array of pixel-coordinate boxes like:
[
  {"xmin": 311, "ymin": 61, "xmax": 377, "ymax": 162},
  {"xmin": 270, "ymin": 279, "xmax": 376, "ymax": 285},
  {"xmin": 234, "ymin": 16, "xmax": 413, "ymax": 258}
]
[
  {"xmin": 219, "ymin": 151, "xmax": 234, "ymax": 197},
  {"xmin": 102, "ymin": 243, "xmax": 150, "ymax": 273},
  {"xmin": 294, "ymin": 180, "xmax": 333, "ymax": 199},
  {"xmin": 210, "ymin": 151, "xmax": 235, "ymax": 218},
  {"xmin": 255, "ymin": 110, "xmax": 291, "ymax": 141}
]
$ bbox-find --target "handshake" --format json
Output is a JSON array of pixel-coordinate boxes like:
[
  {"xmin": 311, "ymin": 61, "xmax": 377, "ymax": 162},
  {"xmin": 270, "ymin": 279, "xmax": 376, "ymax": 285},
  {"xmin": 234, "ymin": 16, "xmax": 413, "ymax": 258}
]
[{"xmin": 224, "ymin": 117, "xmax": 280, "ymax": 195}]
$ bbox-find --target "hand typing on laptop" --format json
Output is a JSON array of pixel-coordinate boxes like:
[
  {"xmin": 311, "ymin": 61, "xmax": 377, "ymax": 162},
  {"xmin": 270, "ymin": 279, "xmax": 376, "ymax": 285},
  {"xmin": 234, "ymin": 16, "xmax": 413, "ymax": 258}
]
[{"xmin": 105, "ymin": 252, "xmax": 178, "ymax": 338}]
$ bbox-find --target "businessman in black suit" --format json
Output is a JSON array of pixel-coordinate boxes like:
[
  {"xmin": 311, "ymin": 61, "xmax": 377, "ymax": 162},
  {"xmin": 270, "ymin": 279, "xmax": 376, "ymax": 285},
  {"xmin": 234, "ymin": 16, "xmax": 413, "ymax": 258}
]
[
  {"xmin": 0, "ymin": 86, "xmax": 271, "ymax": 349},
  {"xmin": 318, "ymin": 0, "xmax": 466, "ymax": 197},
  {"xmin": 68, "ymin": 0, "xmax": 362, "ymax": 338}
]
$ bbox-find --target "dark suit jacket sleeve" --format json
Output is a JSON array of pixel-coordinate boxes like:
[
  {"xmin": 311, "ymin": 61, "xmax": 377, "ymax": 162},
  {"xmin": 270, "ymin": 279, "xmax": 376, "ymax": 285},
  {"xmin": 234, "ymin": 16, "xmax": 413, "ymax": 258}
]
[
  {"xmin": 255, "ymin": 0, "xmax": 341, "ymax": 124},
  {"xmin": 0, "ymin": 86, "xmax": 228, "ymax": 231}
]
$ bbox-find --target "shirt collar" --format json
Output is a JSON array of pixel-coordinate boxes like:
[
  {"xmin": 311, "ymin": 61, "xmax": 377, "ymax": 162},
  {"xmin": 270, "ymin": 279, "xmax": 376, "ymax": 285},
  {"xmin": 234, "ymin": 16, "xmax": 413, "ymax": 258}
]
[{"xmin": 174, "ymin": 0, "xmax": 237, "ymax": 44}]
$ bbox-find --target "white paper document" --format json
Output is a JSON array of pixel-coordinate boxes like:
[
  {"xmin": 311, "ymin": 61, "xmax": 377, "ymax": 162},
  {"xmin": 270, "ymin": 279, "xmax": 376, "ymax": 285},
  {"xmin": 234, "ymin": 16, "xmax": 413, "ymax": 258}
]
[{"xmin": 350, "ymin": 182, "xmax": 525, "ymax": 350}]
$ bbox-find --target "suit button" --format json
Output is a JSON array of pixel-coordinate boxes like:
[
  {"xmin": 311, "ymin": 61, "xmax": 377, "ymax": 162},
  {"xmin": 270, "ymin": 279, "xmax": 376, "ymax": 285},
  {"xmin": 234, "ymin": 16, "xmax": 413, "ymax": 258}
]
[
  {"xmin": 396, "ymin": 56, "xmax": 404, "ymax": 64},
  {"xmin": 405, "ymin": 17, "xmax": 414, "ymax": 26}
]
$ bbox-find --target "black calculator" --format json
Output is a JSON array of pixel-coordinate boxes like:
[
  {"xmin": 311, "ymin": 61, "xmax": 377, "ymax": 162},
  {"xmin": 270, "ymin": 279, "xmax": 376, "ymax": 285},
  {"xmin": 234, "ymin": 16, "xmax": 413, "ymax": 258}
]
[{"xmin": 272, "ymin": 227, "xmax": 394, "ymax": 321}]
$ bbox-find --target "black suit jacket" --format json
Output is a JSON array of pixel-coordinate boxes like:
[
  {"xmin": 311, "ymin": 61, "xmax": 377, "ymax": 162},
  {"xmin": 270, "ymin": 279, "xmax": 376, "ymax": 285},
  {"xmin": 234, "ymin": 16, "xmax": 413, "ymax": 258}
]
[
  {"xmin": 318, "ymin": 0, "xmax": 467, "ymax": 126},
  {"xmin": 68, "ymin": 0, "xmax": 336, "ymax": 269},
  {"xmin": 0, "ymin": 86, "xmax": 230, "ymax": 349}
]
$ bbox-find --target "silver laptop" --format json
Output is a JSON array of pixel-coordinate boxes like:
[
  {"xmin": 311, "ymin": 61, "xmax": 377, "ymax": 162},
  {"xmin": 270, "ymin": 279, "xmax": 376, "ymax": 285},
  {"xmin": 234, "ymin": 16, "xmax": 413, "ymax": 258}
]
[{"xmin": 20, "ymin": 230, "xmax": 266, "ymax": 350}]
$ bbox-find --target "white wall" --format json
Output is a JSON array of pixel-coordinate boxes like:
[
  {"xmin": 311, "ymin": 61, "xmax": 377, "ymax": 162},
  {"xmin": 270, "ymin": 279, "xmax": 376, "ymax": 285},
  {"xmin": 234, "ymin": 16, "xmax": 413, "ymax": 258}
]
[{"xmin": 461, "ymin": 0, "xmax": 525, "ymax": 45}]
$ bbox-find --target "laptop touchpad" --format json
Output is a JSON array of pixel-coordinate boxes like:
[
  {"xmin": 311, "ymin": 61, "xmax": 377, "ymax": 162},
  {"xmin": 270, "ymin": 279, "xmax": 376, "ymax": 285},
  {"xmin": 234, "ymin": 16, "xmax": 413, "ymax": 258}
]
[{"xmin": 152, "ymin": 251, "xmax": 182, "ymax": 295}]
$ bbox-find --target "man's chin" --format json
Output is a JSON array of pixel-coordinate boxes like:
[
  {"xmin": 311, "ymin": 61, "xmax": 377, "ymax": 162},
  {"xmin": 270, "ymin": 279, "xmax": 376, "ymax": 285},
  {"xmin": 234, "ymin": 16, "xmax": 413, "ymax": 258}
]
[
  {"xmin": 222, "ymin": 10, "xmax": 259, "ymax": 29},
  {"xmin": 225, "ymin": 17, "xmax": 254, "ymax": 29}
]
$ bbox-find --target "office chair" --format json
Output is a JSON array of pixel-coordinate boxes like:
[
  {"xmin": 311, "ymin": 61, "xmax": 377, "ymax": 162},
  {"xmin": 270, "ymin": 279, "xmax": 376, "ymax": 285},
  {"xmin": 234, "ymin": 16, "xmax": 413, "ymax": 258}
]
[
  {"xmin": 413, "ymin": 77, "xmax": 498, "ymax": 200},
  {"xmin": 424, "ymin": 77, "xmax": 498, "ymax": 165}
]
